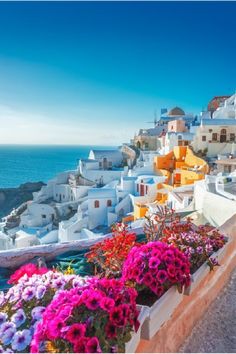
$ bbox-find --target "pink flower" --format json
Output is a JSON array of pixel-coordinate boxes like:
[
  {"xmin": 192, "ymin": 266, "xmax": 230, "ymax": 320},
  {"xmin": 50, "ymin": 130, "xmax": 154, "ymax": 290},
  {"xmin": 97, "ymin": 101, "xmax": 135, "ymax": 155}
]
[
  {"xmin": 65, "ymin": 323, "xmax": 86, "ymax": 344},
  {"xmin": 156, "ymin": 270, "xmax": 168, "ymax": 284},
  {"xmin": 100, "ymin": 297, "xmax": 115, "ymax": 312},
  {"xmin": 85, "ymin": 337, "xmax": 101, "ymax": 353},
  {"xmin": 85, "ymin": 292, "xmax": 101, "ymax": 310},
  {"xmin": 149, "ymin": 257, "xmax": 161, "ymax": 269},
  {"xmin": 105, "ymin": 322, "xmax": 117, "ymax": 338},
  {"xmin": 109, "ymin": 306, "xmax": 125, "ymax": 327},
  {"xmin": 47, "ymin": 318, "xmax": 65, "ymax": 339}
]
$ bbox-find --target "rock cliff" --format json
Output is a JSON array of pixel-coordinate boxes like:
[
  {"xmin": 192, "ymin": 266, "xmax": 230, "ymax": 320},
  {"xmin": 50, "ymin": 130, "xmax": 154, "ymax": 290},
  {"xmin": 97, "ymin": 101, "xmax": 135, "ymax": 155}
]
[{"xmin": 0, "ymin": 182, "xmax": 45, "ymax": 219}]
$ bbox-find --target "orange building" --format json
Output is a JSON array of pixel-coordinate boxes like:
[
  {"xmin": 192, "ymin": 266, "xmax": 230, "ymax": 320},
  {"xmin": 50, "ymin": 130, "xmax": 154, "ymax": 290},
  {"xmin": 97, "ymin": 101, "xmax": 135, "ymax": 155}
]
[{"xmin": 154, "ymin": 146, "xmax": 209, "ymax": 187}]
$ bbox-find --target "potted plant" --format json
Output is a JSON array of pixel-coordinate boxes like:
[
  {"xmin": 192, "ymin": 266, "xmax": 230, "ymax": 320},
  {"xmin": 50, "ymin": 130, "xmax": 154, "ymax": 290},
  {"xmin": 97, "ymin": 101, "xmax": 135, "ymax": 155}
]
[
  {"xmin": 0, "ymin": 267, "xmax": 89, "ymax": 353},
  {"xmin": 86, "ymin": 223, "xmax": 138, "ymax": 278},
  {"xmin": 161, "ymin": 223, "xmax": 228, "ymax": 295},
  {"xmin": 122, "ymin": 241, "xmax": 191, "ymax": 340},
  {"xmin": 31, "ymin": 278, "xmax": 146, "ymax": 353}
]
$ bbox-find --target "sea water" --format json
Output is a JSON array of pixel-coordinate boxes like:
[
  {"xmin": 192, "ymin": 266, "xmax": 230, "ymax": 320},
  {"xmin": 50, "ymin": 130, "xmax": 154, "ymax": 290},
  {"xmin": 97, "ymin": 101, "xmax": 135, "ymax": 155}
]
[{"xmin": 0, "ymin": 145, "xmax": 116, "ymax": 188}]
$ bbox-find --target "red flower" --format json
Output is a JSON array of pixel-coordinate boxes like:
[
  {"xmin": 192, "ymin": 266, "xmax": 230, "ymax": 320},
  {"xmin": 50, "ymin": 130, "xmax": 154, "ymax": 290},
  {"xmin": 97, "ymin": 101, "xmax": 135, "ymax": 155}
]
[
  {"xmin": 8, "ymin": 263, "xmax": 48, "ymax": 284},
  {"xmin": 65, "ymin": 324, "xmax": 86, "ymax": 344}
]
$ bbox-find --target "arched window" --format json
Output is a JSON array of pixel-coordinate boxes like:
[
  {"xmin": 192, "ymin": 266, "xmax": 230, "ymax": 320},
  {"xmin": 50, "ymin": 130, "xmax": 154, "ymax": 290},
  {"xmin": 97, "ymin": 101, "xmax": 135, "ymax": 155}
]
[
  {"xmin": 221, "ymin": 129, "xmax": 227, "ymax": 135},
  {"xmin": 94, "ymin": 200, "xmax": 100, "ymax": 208},
  {"xmin": 107, "ymin": 200, "xmax": 112, "ymax": 207}
]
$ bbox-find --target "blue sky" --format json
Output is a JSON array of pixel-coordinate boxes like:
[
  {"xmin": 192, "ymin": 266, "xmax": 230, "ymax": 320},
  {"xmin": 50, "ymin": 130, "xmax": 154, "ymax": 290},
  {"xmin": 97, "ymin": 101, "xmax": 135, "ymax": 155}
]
[{"xmin": 0, "ymin": 1, "xmax": 235, "ymax": 145}]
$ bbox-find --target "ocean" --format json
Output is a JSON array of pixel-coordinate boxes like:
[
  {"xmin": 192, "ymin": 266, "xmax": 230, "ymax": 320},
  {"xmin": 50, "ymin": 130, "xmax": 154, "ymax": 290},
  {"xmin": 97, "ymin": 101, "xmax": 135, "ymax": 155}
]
[{"xmin": 0, "ymin": 145, "xmax": 116, "ymax": 188}]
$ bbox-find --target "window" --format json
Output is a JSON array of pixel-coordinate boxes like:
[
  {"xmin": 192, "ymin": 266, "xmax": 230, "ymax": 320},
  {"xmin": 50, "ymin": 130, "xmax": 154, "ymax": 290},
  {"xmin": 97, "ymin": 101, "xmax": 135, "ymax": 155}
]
[
  {"xmin": 212, "ymin": 133, "xmax": 217, "ymax": 141},
  {"xmin": 42, "ymin": 214, "xmax": 46, "ymax": 219},
  {"xmin": 178, "ymin": 135, "xmax": 182, "ymax": 140},
  {"xmin": 107, "ymin": 200, "xmax": 112, "ymax": 207},
  {"xmin": 221, "ymin": 129, "xmax": 227, "ymax": 135},
  {"xmin": 137, "ymin": 184, "xmax": 139, "ymax": 192},
  {"xmin": 94, "ymin": 200, "xmax": 100, "ymax": 208},
  {"xmin": 99, "ymin": 162, "xmax": 102, "ymax": 167},
  {"xmin": 146, "ymin": 186, "xmax": 148, "ymax": 194},
  {"xmin": 63, "ymin": 195, "xmax": 65, "ymax": 199},
  {"xmin": 171, "ymin": 125, "xmax": 173, "ymax": 130},
  {"xmin": 202, "ymin": 136, "xmax": 206, "ymax": 142},
  {"xmin": 108, "ymin": 161, "xmax": 112, "ymax": 167},
  {"xmin": 209, "ymin": 129, "xmax": 212, "ymax": 133},
  {"xmin": 230, "ymin": 133, "xmax": 235, "ymax": 141}
]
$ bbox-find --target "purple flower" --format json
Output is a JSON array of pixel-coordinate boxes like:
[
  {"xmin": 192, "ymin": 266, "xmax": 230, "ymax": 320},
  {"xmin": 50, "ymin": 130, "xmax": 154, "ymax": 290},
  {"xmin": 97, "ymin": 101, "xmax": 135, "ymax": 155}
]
[
  {"xmin": 12, "ymin": 329, "xmax": 32, "ymax": 351},
  {"xmin": 0, "ymin": 312, "xmax": 7, "ymax": 326},
  {"xmin": 31, "ymin": 306, "xmax": 46, "ymax": 321},
  {"xmin": 196, "ymin": 246, "xmax": 203, "ymax": 254},
  {"xmin": 11, "ymin": 309, "xmax": 26, "ymax": 328},
  {"xmin": 0, "ymin": 292, "xmax": 5, "ymax": 307},
  {"xmin": 35, "ymin": 285, "xmax": 46, "ymax": 300},
  {"xmin": 0, "ymin": 325, "xmax": 16, "ymax": 346},
  {"xmin": 22, "ymin": 286, "xmax": 35, "ymax": 301},
  {"xmin": 205, "ymin": 244, "xmax": 213, "ymax": 254}
]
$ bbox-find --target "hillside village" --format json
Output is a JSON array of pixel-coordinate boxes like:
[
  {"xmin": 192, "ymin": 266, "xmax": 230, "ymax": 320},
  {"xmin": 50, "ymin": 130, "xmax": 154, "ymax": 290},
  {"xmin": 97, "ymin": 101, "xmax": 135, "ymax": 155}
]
[{"xmin": 0, "ymin": 94, "xmax": 236, "ymax": 250}]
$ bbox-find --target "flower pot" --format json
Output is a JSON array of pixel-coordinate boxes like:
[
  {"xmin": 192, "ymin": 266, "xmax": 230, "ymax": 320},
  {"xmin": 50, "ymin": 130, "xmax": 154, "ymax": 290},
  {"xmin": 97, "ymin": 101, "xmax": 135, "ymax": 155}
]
[
  {"xmin": 184, "ymin": 240, "xmax": 229, "ymax": 296},
  {"xmin": 125, "ymin": 306, "xmax": 149, "ymax": 353},
  {"xmin": 138, "ymin": 286, "xmax": 184, "ymax": 340}
]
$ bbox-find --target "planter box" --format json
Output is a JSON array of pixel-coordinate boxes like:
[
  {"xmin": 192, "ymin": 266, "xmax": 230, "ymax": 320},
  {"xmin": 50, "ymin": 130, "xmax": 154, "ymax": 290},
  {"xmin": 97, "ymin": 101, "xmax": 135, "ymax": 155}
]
[
  {"xmin": 184, "ymin": 240, "xmax": 229, "ymax": 296},
  {"xmin": 138, "ymin": 286, "xmax": 184, "ymax": 340},
  {"xmin": 125, "ymin": 306, "xmax": 149, "ymax": 353}
]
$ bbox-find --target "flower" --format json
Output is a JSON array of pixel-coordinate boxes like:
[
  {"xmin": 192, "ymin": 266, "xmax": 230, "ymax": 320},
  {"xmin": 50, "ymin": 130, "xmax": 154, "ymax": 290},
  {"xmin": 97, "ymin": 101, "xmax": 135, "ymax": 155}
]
[
  {"xmin": 22, "ymin": 286, "xmax": 35, "ymax": 301},
  {"xmin": 109, "ymin": 306, "xmax": 125, "ymax": 327},
  {"xmin": 8, "ymin": 263, "xmax": 48, "ymax": 285},
  {"xmin": 0, "ymin": 312, "xmax": 7, "ymax": 326},
  {"xmin": 105, "ymin": 323, "xmax": 117, "ymax": 338},
  {"xmin": 85, "ymin": 337, "xmax": 101, "ymax": 353},
  {"xmin": 100, "ymin": 297, "xmax": 115, "ymax": 311},
  {"xmin": 0, "ymin": 325, "xmax": 16, "ymax": 346},
  {"xmin": 122, "ymin": 241, "xmax": 191, "ymax": 300},
  {"xmin": 31, "ymin": 307, "xmax": 46, "ymax": 321},
  {"xmin": 35, "ymin": 285, "xmax": 46, "ymax": 300},
  {"xmin": 32, "ymin": 278, "xmax": 139, "ymax": 353},
  {"xmin": 11, "ymin": 329, "xmax": 32, "ymax": 352},
  {"xmin": 65, "ymin": 323, "xmax": 86, "ymax": 343},
  {"xmin": 11, "ymin": 309, "xmax": 26, "ymax": 328}
]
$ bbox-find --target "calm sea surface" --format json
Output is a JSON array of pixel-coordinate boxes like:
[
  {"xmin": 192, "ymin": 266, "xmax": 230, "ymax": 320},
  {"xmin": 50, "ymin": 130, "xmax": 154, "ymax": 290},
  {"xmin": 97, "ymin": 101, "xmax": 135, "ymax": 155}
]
[{"xmin": 0, "ymin": 145, "xmax": 116, "ymax": 188}]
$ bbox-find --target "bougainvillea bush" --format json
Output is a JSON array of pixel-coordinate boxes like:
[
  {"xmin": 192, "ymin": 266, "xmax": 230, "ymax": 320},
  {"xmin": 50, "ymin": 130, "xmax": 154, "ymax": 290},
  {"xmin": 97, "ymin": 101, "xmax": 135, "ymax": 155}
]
[
  {"xmin": 31, "ymin": 278, "xmax": 140, "ymax": 353},
  {"xmin": 86, "ymin": 223, "xmax": 138, "ymax": 278},
  {"xmin": 0, "ymin": 270, "xmax": 89, "ymax": 353},
  {"xmin": 161, "ymin": 222, "xmax": 227, "ymax": 273},
  {"xmin": 122, "ymin": 241, "xmax": 191, "ymax": 306}
]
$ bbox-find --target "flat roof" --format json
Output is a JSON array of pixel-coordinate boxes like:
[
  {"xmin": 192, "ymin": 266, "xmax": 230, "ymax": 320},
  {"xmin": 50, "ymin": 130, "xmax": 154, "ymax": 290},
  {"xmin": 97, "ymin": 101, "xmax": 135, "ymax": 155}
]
[{"xmin": 216, "ymin": 159, "xmax": 236, "ymax": 165}]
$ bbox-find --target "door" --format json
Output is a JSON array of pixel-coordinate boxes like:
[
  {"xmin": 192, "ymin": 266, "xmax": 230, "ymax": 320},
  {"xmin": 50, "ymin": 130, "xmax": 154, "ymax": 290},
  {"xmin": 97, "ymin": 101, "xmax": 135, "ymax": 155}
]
[{"xmin": 140, "ymin": 184, "xmax": 145, "ymax": 196}]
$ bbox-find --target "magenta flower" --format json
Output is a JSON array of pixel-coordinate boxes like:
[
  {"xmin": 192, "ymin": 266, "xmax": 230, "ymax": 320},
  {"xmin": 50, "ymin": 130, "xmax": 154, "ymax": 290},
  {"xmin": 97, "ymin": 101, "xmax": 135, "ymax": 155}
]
[
  {"xmin": 65, "ymin": 324, "xmax": 86, "ymax": 344},
  {"xmin": 85, "ymin": 337, "xmax": 101, "ymax": 353}
]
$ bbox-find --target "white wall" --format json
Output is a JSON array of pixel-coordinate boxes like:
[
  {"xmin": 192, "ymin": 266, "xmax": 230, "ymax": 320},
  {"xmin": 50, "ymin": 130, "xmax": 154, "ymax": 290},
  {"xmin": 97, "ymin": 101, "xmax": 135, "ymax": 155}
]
[
  {"xmin": 20, "ymin": 203, "xmax": 56, "ymax": 228},
  {"xmin": 194, "ymin": 182, "xmax": 236, "ymax": 226},
  {"xmin": 88, "ymin": 195, "xmax": 117, "ymax": 229}
]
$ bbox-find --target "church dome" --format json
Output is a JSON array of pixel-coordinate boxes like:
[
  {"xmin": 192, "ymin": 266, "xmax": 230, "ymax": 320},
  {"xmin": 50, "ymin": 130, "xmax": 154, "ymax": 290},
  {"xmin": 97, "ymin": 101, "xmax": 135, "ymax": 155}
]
[{"xmin": 168, "ymin": 107, "xmax": 185, "ymax": 116}]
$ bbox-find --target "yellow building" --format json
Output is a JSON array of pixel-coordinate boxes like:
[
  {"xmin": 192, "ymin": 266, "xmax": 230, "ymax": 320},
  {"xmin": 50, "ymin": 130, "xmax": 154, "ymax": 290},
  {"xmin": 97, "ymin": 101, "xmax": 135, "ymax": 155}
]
[{"xmin": 133, "ymin": 146, "xmax": 209, "ymax": 220}]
